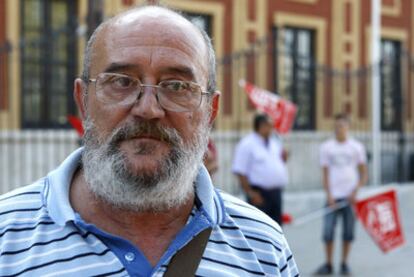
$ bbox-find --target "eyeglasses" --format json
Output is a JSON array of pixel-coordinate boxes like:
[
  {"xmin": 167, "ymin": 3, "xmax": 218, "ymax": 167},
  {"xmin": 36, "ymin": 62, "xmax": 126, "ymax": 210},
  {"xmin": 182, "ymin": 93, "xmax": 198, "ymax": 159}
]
[{"xmin": 88, "ymin": 73, "xmax": 210, "ymax": 112}]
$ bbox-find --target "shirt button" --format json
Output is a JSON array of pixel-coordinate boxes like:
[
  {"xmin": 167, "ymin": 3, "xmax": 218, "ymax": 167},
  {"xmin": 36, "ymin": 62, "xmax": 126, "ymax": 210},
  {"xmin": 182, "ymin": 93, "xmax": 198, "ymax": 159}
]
[{"xmin": 124, "ymin": 252, "xmax": 135, "ymax": 262}]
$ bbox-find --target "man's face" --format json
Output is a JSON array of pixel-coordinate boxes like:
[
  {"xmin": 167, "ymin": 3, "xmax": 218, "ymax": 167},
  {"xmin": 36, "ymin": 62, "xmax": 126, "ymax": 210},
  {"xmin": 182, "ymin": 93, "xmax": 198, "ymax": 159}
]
[
  {"xmin": 75, "ymin": 9, "xmax": 218, "ymax": 211},
  {"xmin": 88, "ymin": 11, "xmax": 210, "ymax": 173},
  {"xmin": 334, "ymin": 119, "xmax": 349, "ymax": 139},
  {"xmin": 259, "ymin": 119, "xmax": 273, "ymax": 138}
]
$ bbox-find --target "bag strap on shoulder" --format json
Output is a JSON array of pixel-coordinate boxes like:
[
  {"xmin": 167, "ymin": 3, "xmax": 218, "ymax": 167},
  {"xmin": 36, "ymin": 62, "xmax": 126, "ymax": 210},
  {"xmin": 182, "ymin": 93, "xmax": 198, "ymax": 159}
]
[{"xmin": 164, "ymin": 227, "xmax": 212, "ymax": 277}]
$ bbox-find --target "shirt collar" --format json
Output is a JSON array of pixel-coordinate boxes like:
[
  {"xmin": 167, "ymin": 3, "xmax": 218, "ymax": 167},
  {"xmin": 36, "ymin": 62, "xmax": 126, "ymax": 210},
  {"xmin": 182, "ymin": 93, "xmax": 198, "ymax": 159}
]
[
  {"xmin": 253, "ymin": 132, "xmax": 270, "ymax": 145},
  {"xmin": 44, "ymin": 148, "xmax": 226, "ymax": 226},
  {"xmin": 194, "ymin": 164, "xmax": 227, "ymax": 225},
  {"xmin": 45, "ymin": 147, "xmax": 83, "ymax": 226}
]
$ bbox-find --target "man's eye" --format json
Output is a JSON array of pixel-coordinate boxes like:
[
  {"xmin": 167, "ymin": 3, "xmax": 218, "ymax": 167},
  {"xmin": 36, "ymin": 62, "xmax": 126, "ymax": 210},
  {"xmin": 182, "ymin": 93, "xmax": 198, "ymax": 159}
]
[
  {"xmin": 164, "ymin": 81, "xmax": 189, "ymax": 92},
  {"xmin": 111, "ymin": 76, "xmax": 134, "ymax": 89}
]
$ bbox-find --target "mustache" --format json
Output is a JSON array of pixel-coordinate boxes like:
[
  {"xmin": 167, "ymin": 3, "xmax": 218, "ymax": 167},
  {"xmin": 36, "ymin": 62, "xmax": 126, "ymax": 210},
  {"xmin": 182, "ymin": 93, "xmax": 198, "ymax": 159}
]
[{"xmin": 107, "ymin": 121, "xmax": 182, "ymax": 148}]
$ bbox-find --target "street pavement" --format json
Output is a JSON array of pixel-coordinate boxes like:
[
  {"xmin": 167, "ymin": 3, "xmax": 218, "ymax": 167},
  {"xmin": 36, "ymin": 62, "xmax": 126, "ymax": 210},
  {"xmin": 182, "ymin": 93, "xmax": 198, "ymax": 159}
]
[{"xmin": 282, "ymin": 184, "xmax": 414, "ymax": 277}]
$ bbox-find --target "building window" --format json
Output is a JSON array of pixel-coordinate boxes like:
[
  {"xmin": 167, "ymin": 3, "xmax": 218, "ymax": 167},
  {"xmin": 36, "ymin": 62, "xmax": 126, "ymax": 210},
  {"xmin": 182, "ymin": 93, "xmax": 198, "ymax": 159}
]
[
  {"xmin": 380, "ymin": 39, "xmax": 401, "ymax": 131},
  {"xmin": 278, "ymin": 27, "xmax": 315, "ymax": 130},
  {"xmin": 20, "ymin": 0, "xmax": 78, "ymax": 128},
  {"xmin": 181, "ymin": 12, "xmax": 212, "ymax": 36}
]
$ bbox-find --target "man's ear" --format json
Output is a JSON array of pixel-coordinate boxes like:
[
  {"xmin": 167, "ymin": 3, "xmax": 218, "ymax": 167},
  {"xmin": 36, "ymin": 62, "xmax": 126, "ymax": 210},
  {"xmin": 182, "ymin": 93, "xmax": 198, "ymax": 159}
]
[
  {"xmin": 74, "ymin": 78, "xmax": 87, "ymax": 121},
  {"xmin": 209, "ymin": 91, "xmax": 220, "ymax": 124}
]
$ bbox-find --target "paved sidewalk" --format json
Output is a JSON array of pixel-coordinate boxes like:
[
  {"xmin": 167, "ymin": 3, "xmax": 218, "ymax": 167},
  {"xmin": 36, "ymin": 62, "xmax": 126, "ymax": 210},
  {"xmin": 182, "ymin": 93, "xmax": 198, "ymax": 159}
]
[{"xmin": 283, "ymin": 185, "xmax": 414, "ymax": 277}]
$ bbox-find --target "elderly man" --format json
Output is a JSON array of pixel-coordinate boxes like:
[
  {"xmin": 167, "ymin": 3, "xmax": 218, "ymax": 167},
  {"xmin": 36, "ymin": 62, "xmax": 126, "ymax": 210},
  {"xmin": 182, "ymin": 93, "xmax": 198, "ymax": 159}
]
[{"xmin": 0, "ymin": 5, "xmax": 298, "ymax": 276}]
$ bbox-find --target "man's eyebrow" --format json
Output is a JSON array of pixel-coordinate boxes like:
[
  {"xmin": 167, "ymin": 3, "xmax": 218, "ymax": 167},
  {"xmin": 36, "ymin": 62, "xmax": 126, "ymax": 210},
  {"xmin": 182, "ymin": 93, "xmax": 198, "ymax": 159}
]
[
  {"xmin": 102, "ymin": 63, "xmax": 196, "ymax": 80},
  {"xmin": 103, "ymin": 63, "xmax": 139, "ymax": 73},
  {"xmin": 159, "ymin": 66, "xmax": 195, "ymax": 80}
]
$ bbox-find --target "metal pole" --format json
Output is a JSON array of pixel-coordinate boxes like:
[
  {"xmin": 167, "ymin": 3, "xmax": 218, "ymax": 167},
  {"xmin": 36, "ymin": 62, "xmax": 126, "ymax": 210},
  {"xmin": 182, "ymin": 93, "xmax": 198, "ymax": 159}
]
[
  {"xmin": 87, "ymin": 0, "xmax": 103, "ymax": 38},
  {"xmin": 371, "ymin": 0, "xmax": 381, "ymax": 186},
  {"xmin": 397, "ymin": 47, "xmax": 405, "ymax": 182}
]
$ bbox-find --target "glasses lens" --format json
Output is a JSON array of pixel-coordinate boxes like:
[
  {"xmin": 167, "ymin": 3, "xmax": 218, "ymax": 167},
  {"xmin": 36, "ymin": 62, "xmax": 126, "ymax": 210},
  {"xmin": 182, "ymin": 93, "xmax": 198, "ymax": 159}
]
[
  {"xmin": 96, "ymin": 73, "xmax": 138, "ymax": 104},
  {"xmin": 158, "ymin": 80, "xmax": 202, "ymax": 112},
  {"xmin": 93, "ymin": 74, "xmax": 205, "ymax": 112}
]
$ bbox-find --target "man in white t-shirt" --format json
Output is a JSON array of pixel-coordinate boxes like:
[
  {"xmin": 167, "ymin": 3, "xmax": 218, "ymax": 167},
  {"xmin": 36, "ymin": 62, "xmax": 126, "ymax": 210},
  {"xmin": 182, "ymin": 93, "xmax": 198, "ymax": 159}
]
[
  {"xmin": 315, "ymin": 113, "xmax": 368, "ymax": 276},
  {"xmin": 232, "ymin": 113, "xmax": 289, "ymax": 225}
]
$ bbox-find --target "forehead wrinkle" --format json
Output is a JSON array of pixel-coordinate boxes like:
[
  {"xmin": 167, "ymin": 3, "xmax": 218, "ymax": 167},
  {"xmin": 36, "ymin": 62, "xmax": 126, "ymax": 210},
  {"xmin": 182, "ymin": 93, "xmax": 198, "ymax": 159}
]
[
  {"xmin": 96, "ymin": 12, "xmax": 209, "ymax": 85},
  {"xmin": 110, "ymin": 14, "xmax": 205, "ymax": 53},
  {"xmin": 107, "ymin": 44, "xmax": 203, "ymax": 81},
  {"xmin": 111, "ymin": 38, "xmax": 203, "ymax": 68}
]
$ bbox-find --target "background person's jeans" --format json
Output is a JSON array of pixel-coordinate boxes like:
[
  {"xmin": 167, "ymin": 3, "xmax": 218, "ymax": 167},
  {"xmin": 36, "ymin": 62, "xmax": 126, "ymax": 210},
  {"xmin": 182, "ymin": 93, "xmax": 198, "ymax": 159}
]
[{"xmin": 323, "ymin": 199, "xmax": 355, "ymax": 242}]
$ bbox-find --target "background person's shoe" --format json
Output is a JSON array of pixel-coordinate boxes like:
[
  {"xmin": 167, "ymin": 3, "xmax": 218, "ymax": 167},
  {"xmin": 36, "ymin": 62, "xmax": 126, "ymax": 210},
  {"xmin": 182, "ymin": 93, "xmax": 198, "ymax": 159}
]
[
  {"xmin": 314, "ymin": 263, "xmax": 333, "ymax": 275},
  {"xmin": 340, "ymin": 263, "xmax": 351, "ymax": 275}
]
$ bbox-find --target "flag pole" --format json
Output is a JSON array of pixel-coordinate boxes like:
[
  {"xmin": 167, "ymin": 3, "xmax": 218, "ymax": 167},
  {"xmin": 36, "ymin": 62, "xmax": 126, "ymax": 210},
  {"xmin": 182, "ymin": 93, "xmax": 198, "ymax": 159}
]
[{"xmin": 371, "ymin": 0, "xmax": 381, "ymax": 186}]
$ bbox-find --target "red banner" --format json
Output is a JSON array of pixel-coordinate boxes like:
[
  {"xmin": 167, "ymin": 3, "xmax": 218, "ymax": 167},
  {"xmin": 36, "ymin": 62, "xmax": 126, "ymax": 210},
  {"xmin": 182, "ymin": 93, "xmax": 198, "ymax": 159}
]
[
  {"xmin": 239, "ymin": 80, "xmax": 297, "ymax": 134},
  {"xmin": 67, "ymin": 115, "xmax": 84, "ymax": 137},
  {"xmin": 355, "ymin": 189, "xmax": 405, "ymax": 253}
]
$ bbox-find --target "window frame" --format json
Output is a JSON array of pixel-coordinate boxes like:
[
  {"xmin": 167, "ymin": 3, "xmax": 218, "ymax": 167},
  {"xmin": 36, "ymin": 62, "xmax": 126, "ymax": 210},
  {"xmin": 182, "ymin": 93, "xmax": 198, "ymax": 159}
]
[
  {"xmin": 20, "ymin": 0, "xmax": 78, "ymax": 129},
  {"xmin": 380, "ymin": 39, "xmax": 402, "ymax": 131},
  {"xmin": 274, "ymin": 26, "xmax": 316, "ymax": 130}
]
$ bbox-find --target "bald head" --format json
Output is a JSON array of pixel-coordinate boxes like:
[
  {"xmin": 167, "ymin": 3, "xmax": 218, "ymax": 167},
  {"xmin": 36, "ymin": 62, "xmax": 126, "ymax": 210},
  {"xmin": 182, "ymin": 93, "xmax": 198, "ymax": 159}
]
[{"xmin": 81, "ymin": 5, "xmax": 216, "ymax": 93}]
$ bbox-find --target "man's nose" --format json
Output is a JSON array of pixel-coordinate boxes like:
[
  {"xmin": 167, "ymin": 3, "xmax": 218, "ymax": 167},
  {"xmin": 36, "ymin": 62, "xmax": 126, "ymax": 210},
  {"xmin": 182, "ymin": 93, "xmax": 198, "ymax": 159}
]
[{"xmin": 130, "ymin": 86, "xmax": 165, "ymax": 119}]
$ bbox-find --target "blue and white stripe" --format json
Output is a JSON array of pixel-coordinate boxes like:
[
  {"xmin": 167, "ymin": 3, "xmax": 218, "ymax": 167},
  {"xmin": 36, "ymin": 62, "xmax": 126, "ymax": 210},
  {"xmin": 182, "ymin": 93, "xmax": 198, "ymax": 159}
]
[{"xmin": 0, "ymin": 148, "xmax": 299, "ymax": 276}]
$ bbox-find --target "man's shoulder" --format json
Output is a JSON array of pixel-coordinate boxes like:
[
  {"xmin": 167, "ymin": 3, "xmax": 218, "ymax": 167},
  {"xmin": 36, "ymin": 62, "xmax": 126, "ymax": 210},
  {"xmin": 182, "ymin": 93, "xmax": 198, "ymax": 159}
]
[
  {"xmin": 238, "ymin": 133, "xmax": 257, "ymax": 145},
  {"xmin": 203, "ymin": 190, "xmax": 299, "ymax": 276},
  {"xmin": 320, "ymin": 138, "xmax": 335, "ymax": 150},
  {"xmin": 0, "ymin": 179, "xmax": 47, "ymax": 230},
  {"xmin": 0, "ymin": 179, "xmax": 45, "ymax": 205},
  {"xmin": 348, "ymin": 137, "xmax": 365, "ymax": 148}
]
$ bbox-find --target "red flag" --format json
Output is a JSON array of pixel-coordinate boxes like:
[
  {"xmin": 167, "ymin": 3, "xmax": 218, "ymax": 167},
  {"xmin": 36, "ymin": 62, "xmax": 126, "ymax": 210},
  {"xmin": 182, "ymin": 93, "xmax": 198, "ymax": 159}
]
[
  {"xmin": 67, "ymin": 115, "xmax": 84, "ymax": 137},
  {"xmin": 355, "ymin": 189, "xmax": 405, "ymax": 253},
  {"xmin": 239, "ymin": 80, "xmax": 297, "ymax": 134}
]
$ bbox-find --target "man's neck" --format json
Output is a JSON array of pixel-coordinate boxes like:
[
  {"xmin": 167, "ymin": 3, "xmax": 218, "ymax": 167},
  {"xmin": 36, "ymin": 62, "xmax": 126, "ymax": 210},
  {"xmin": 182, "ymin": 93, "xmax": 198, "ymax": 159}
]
[
  {"xmin": 255, "ymin": 131, "xmax": 268, "ymax": 140},
  {"xmin": 335, "ymin": 135, "xmax": 348, "ymax": 142},
  {"xmin": 70, "ymin": 168, "xmax": 194, "ymax": 266}
]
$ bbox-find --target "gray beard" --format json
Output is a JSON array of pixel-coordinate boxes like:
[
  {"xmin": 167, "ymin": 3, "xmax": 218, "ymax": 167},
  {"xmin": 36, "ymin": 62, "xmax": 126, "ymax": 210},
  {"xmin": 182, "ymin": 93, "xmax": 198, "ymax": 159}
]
[{"xmin": 81, "ymin": 116, "xmax": 210, "ymax": 212}]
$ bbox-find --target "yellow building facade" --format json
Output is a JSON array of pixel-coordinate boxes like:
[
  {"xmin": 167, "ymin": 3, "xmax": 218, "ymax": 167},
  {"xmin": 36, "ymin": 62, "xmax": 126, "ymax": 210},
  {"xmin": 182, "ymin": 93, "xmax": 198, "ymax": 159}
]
[{"xmin": 1, "ymin": 0, "xmax": 413, "ymax": 133}]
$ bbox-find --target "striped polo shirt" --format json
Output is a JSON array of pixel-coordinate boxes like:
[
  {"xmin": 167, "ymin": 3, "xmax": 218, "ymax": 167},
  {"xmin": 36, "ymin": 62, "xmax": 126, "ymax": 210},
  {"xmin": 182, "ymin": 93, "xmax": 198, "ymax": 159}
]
[{"xmin": 0, "ymin": 148, "xmax": 299, "ymax": 276}]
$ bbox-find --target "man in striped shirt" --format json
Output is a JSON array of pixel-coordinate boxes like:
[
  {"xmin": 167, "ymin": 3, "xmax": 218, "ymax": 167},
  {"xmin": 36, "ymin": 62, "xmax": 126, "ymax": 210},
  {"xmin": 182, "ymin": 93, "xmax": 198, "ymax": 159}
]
[{"xmin": 0, "ymin": 5, "xmax": 299, "ymax": 276}]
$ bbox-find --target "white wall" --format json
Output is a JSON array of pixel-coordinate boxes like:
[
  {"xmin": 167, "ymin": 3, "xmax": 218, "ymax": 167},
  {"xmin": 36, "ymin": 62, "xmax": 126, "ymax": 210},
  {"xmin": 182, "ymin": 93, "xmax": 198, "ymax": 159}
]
[
  {"xmin": 0, "ymin": 130, "xmax": 79, "ymax": 194},
  {"xmin": 1, "ymin": 130, "xmax": 413, "ymax": 195}
]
